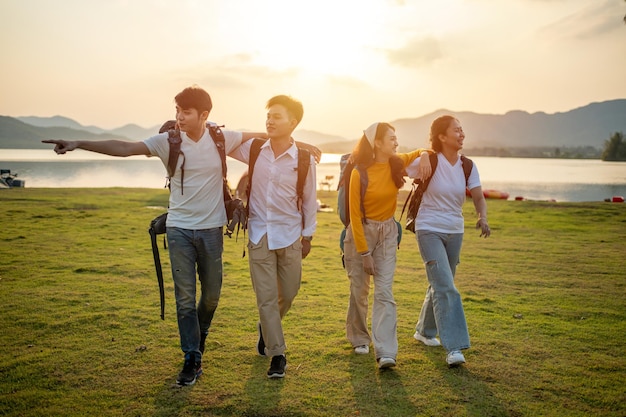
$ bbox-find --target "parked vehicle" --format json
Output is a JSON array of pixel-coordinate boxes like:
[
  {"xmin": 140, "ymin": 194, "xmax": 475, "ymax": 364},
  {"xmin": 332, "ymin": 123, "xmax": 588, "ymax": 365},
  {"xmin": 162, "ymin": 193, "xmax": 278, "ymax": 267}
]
[{"xmin": 0, "ymin": 169, "xmax": 25, "ymax": 188}]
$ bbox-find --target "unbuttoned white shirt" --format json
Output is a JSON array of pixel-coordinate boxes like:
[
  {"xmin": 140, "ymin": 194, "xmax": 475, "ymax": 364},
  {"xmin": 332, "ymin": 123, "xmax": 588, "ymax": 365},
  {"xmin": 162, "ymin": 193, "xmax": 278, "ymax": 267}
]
[{"xmin": 230, "ymin": 139, "xmax": 317, "ymax": 250}]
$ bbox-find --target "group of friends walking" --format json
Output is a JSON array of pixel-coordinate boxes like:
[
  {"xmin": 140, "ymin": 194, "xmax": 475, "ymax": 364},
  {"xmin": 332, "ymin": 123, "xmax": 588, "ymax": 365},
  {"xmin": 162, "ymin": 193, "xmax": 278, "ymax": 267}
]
[{"xmin": 43, "ymin": 85, "xmax": 491, "ymax": 386}]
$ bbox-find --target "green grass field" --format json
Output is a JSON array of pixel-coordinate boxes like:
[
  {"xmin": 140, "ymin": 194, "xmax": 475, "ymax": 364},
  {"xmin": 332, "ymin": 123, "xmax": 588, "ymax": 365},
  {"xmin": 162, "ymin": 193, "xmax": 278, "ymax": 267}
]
[{"xmin": 0, "ymin": 188, "xmax": 624, "ymax": 417}]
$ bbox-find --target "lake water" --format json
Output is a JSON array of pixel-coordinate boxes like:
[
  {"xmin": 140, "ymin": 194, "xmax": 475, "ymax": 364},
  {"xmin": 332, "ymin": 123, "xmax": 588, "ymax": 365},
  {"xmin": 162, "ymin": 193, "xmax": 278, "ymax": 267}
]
[{"xmin": 2, "ymin": 149, "xmax": 626, "ymax": 202}]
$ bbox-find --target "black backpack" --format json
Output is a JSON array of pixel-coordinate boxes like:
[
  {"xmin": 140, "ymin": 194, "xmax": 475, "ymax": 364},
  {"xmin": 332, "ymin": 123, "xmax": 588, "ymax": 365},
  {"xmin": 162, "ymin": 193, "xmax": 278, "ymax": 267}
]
[
  {"xmin": 337, "ymin": 153, "xmax": 368, "ymax": 228},
  {"xmin": 401, "ymin": 153, "xmax": 473, "ymax": 233},
  {"xmin": 148, "ymin": 120, "xmax": 245, "ymax": 320}
]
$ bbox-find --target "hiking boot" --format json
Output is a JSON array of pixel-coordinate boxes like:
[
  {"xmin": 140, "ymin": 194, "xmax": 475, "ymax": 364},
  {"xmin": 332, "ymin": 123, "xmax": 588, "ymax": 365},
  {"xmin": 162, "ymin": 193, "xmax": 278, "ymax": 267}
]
[
  {"xmin": 267, "ymin": 355, "xmax": 287, "ymax": 379},
  {"xmin": 446, "ymin": 350, "xmax": 466, "ymax": 367},
  {"xmin": 176, "ymin": 355, "xmax": 202, "ymax": 386},
  {"xmin": 378, "ymin": 357, "xmax": 396, "ymax": 369},
  {"xmin": 257, "ymin": 323, "xmax": 266, "ymax": 356},
  {"xmin": 413, "ymin": 331, "xmax": 441, "ymax": 347},
  {"xmin": 354, "ymin": 345, "xmax": 369, "ymax": 355},
  {"xmin": 200, "ymin": 332, "xmax": 208, "ymax": 354}
]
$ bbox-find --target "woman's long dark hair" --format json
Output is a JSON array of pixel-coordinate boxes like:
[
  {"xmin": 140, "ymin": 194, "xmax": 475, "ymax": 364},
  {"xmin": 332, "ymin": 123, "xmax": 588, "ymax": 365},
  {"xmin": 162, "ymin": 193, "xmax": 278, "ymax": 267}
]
[
  {"xmin": 351, "ymin": 122, "xmax": 405, "ymax": 190},
  {"xmin": 429, "ymin": 115, "xmax": 457, "ymax": 152}
]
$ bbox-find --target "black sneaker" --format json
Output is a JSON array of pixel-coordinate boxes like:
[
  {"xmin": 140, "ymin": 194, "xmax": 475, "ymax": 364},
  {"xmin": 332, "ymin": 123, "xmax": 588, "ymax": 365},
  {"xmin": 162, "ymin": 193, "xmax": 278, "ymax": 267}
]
[
  {"xmin": 267, "ymin": 355, "xmax": 287, "ymax": 379},
  {"xmin": 200, "ymin": 332, "xmax": 208, "ymax": 354},
  {"xmin": 257, "ymin": 323, "xmax": 266, "ymax": 356},
  {"xmin": 176, "ymin": 355, "xmax": 203, "ymax": 386}
]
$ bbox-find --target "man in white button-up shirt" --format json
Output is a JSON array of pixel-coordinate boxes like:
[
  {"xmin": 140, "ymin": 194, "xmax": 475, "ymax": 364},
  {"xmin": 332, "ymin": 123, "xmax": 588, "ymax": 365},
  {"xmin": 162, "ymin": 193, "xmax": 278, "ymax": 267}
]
[{"xmin": 231, "ymin": 95, "xmax": 317, "ymax": 379}]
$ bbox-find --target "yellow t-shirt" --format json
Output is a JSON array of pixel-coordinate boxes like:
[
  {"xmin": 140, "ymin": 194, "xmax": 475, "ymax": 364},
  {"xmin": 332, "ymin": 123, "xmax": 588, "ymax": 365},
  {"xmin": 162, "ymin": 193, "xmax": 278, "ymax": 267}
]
[{"xmin": 349, "ymin": 149, "xmax": 426, "ymax": 253}]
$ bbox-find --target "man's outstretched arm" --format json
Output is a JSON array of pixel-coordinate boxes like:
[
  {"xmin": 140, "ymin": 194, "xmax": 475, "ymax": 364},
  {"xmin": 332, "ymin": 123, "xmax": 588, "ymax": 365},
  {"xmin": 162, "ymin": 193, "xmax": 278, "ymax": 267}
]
[{"xmin": 42, "ymin": 139, "xmax": 150, "ymax": 157}]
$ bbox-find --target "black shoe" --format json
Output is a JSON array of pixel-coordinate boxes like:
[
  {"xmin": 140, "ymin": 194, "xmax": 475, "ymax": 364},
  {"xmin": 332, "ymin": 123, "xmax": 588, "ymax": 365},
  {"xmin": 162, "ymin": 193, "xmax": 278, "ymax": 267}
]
[
  {"xmin": 267, "ymin": 355, "xmax": 287, "ymax": 379},
  {"xmin": 200, "ymin": 332, "xmax": 208, "ymax": 354},
  {"xmin": 176, "ymin": 355, "xmax": 203, "ymax": 386},
  {"xmin": 257, "ymin": 323, "xmax": 266, "ymax": 356}
]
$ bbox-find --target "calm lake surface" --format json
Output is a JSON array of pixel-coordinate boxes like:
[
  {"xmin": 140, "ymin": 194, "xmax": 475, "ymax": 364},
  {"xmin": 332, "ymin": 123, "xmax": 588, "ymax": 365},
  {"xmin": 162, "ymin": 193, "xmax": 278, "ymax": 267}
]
[{"xmin": 2, "ymin": 149, "xmax": 626, "ymax": 202}]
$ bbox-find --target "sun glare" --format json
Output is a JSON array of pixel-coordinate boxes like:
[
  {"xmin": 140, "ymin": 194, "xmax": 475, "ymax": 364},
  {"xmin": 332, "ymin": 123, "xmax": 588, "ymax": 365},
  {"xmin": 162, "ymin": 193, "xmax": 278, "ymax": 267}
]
[{"xmin": 219, "ymin": 0, "xmax": 388, "ymax": 77}]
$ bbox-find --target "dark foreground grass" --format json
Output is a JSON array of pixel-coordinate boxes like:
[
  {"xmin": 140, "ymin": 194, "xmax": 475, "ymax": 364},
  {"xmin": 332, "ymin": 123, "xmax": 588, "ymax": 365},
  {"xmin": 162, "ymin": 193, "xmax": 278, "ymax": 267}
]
[{"xmin": 0, "ymin": 188, "xmax": 624, "ymax": 417}]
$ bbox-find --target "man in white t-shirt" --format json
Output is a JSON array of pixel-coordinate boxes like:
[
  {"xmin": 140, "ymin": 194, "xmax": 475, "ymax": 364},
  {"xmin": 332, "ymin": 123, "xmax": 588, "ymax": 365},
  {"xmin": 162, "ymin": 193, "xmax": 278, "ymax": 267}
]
[{"xmin": 43, "ymin": 85, "xmax": 265, "ymax": 386}]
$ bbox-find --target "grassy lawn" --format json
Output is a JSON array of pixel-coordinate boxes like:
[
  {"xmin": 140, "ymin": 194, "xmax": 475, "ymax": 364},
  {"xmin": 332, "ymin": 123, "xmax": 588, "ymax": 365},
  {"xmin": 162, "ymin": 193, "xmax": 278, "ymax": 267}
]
[{"xmin": 0, "ymin": 188, "xmax": 624, "ymax": 416}]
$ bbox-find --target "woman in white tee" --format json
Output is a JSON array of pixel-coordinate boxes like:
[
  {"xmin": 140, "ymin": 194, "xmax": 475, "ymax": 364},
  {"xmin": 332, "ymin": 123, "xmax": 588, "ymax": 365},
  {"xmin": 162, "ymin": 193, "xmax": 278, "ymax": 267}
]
[{"xmin": 405, "ymin": 115, "xmax": 491, "ymax": 367}]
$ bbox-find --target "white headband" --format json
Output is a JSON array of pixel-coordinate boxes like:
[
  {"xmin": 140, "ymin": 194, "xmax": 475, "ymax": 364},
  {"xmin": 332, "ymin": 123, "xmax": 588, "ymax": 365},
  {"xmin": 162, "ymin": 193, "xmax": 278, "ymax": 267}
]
[{"xmin": 363, "ymin": 123, "xmax": 379, "ymax": 149}]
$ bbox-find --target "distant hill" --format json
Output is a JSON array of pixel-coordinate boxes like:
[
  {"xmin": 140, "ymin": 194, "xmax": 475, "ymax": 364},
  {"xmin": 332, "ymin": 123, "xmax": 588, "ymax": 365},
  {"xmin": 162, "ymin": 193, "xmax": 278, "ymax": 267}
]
[
  {"xmin": 17, "ymin": 115, "xmax": 105, "ymax": 133},
  {"xmin": 0, "ymin": 115, "xmax": 347, "ymax": 149},
  {"xmin": 2, "ymin": 99, "xmax": 624, "ymax": 152},
  {"xmin": 291, "ymin": 129, "xmax": 348, "ymax": 146},
  {"xmin": 388, "ymin": 99, "xmax": 626, "ymax": 149},
  {"xmin": 17, "ymin": 116, "xmax": 159, "ymax": 141},
  {"xmin": 0, "ymin": 116, "xmax": 129, "ymax": 148}
]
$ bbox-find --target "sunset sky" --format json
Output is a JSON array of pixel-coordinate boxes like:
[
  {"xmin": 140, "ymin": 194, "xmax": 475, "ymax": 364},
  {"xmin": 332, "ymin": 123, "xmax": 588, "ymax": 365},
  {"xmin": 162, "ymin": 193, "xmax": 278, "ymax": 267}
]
[{"xmin": 1, "ymin": 0, "xmax": 625, "ymax": 139}]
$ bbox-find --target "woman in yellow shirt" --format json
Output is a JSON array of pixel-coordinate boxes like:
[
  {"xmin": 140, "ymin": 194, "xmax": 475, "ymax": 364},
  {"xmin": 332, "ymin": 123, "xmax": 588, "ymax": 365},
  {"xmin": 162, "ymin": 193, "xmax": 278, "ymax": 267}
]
[{"xmin": 343, "ymin": 122, "xmax": 430, "ymax": 369}]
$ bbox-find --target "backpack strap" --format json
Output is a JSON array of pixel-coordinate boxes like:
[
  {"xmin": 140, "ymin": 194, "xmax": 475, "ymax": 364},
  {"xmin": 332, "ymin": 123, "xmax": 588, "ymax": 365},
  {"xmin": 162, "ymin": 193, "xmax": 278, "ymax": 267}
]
[
  {"xmin": 245, "ymin": 138, "xmax": 265, "ymax": 216},
  {"xmin": 166, "ymin": 129, "xmax": 184, "ymax": 194},
  {"xmin": 148, "ymin": 226, "xmax": 165, "ymax": 320},
  {"xmin": 206, "ymin": 123, "xmax": 232, "ymax": 202},
  {"xmin": 460, "ymin": 155, "xmax": 473, "ymax": 185},
  {"xmin": 296, "ymin": 148, "xmax": 311, "ymax": 228},
  {"xmin": 355, "ymin": 165, "xmax": 368, "ymax": 224},
  {"xmin": 422, "ymin": 152, "xmax": 439, "ymax": 192}
]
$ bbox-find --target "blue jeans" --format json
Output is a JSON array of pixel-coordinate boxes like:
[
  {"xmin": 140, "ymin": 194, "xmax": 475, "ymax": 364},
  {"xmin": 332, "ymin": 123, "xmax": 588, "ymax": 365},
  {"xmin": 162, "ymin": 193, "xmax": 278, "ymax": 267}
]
[
  {"xmin": 415, "ymin": 230, "xmax": 470, "ymax": 352},
  {"xmin": 166, "ymin": 227, "xmax": 223, "ymax": 361}
]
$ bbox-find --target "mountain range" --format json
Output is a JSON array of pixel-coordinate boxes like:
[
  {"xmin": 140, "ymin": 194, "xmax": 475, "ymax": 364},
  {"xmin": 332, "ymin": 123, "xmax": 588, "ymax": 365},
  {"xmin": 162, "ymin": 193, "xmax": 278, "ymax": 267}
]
[{"xmin": 1, "ymin": 99, "xmax": 624, "ymax": 152}]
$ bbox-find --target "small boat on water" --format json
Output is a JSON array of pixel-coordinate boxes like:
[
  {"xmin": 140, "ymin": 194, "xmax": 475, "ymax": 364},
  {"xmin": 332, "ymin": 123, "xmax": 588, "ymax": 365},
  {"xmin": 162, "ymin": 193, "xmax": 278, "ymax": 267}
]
[{"xmin": 0, "ymin": 169, "xmax": 25, "ymax": 188}]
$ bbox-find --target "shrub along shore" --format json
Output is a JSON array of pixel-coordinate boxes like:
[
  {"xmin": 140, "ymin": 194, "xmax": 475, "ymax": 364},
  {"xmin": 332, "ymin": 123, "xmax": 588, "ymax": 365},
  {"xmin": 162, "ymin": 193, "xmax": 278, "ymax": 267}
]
[{"xmin": 0, "ymin": 188, "xmax": 624, "ymax": 417}]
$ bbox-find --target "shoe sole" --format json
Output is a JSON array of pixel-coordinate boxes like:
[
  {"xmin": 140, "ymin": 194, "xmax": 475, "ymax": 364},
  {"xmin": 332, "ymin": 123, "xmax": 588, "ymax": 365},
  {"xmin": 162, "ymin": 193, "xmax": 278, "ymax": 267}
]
[
  {"xmin": 267, "ymin": 363, "xmax": 287, "ymax": 378},
  {"xmin": 447, "ymin": 359, "xmax": 466, "ymax": 367},
  {"xmin": 176, "ymin": 378, "xmax": 196, "ymax": 386},
  {"xmin": 413, "ymin": 332, "xmax": 441, "ymax": 347},
  {"xmin": 176, "ymin": 368, "xmax": 202, "ymax": 386},
  {"xmin": 378, "ymin": 359, "xmax": 396, "ymax": 369}
]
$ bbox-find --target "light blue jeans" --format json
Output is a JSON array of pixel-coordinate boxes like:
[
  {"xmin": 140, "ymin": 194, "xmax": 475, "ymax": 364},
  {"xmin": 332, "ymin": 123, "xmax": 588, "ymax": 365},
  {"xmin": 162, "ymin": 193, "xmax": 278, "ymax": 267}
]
[
  {"xmin": 166, "ymin": 227, "xmax": 223, "ymax": 361},
  {"xmin": 415, "ymin": 230, "xmax": 470, "ymax": 352}
]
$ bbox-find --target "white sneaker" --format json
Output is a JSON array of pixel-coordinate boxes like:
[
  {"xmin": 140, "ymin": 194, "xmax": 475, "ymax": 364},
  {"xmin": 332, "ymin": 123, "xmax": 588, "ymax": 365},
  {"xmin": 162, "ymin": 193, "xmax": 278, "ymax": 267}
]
[
  {"xmin": 446, "ymin": 350, "xmax": 466, "ymax": 367},
  {"xmin": 413, "ymin": 331, "xmax": 441, "ymax": 347},
  {"xmin": 354, "ymin": 345, "xmax": 369, "ymax": 355},
  {"xmin": 378, "ymin": 357, "xmax": 396, "ymax": 369}
]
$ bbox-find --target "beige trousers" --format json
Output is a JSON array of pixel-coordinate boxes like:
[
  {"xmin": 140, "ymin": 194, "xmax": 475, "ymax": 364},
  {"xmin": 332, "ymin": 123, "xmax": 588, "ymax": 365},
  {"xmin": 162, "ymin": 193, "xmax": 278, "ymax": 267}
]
[
  {"xmin": 248, "ymin": 234, "xmax": 302, "ymax": 357},
  {"xmin": 344, "ymin": 218, "xmax": 399, "ymax": 360}
]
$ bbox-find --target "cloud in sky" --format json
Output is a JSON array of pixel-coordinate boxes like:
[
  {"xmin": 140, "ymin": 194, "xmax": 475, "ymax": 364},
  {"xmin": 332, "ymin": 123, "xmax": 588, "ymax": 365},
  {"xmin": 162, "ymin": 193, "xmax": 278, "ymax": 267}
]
[
  {"xmin": 383, "ymin": 37, "xmax": 443, "ymax": 68},
  {"xmin": 0, "ymin": 0, "xmax": 624, "ymax": 138},
  {"xmin": 539, "ymin": 0, "xmax": 625, "ymax": 40}
]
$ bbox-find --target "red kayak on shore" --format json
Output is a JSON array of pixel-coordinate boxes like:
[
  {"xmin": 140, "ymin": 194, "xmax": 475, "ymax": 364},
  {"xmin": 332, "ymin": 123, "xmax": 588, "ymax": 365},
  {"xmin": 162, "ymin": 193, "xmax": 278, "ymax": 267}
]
[{"xmin": 466, "ymin": 189, "xmax": 509, "ymax": 199}]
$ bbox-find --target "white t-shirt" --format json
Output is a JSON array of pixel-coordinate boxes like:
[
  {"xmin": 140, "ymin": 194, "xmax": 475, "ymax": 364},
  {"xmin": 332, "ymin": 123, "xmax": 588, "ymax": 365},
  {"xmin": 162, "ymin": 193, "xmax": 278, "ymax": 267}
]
[
  {"xmin": 144, "ymin": 126, "xmax": 243, "ymax": 230},
  {"xmin": 406, "ymin": 153, "xmax": 481, "ymax": 233}
]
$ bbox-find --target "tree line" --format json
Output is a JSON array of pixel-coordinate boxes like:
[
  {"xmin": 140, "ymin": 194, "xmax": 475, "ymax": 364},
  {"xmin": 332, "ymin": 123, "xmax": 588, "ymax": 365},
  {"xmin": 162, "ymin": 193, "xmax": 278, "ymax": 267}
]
[{"xmin": 602, "ymin": 132, "xmax": 626, "ymax": 161}]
